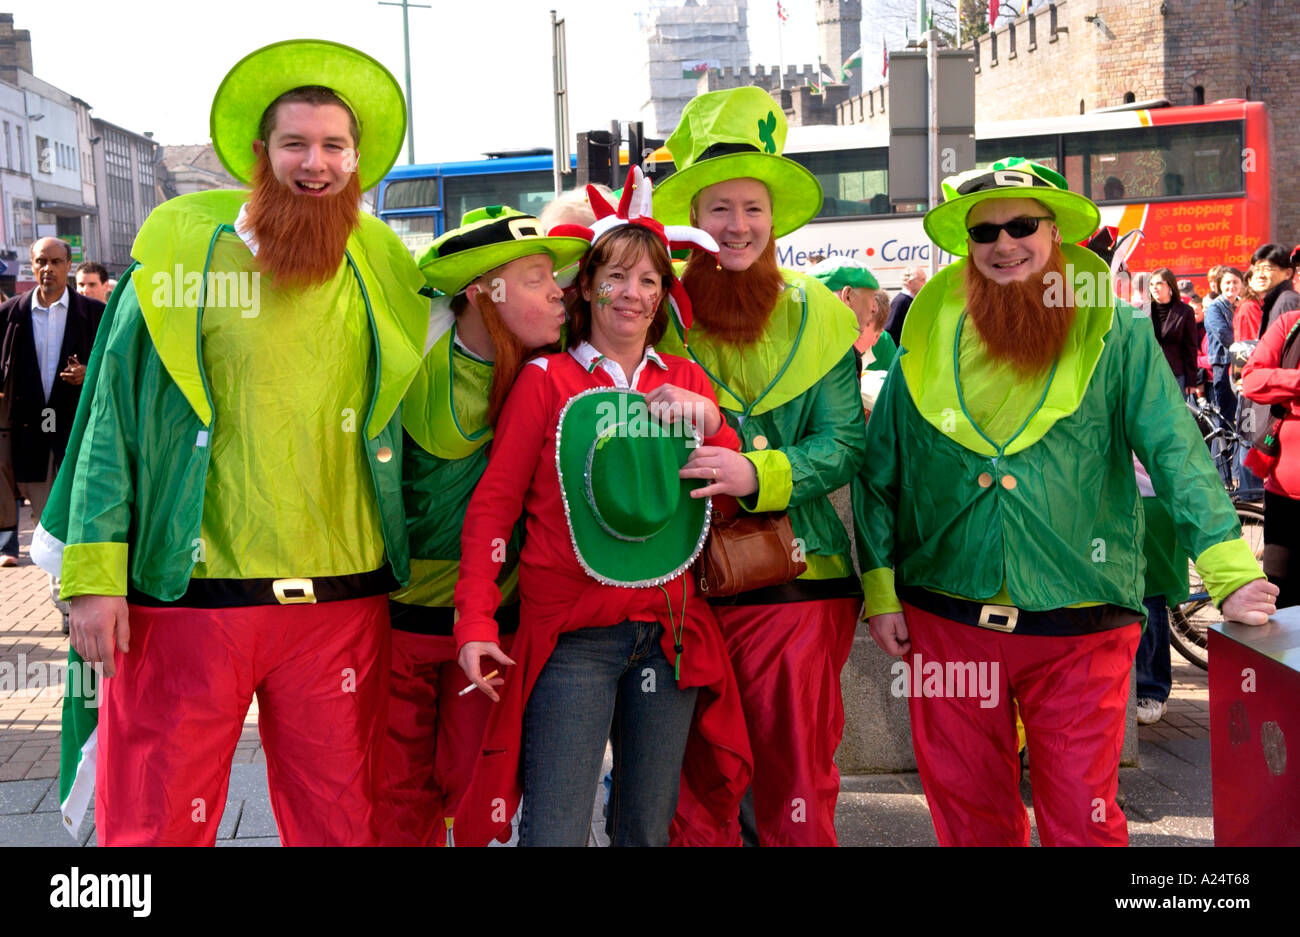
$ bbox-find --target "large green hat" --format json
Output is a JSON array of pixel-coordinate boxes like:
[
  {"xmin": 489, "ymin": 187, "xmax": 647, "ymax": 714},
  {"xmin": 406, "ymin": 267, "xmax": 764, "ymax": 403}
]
[
  {"xmin": 556, "ymin": 388, "xmax": 711, "ymax": 587},
  {"xmin": 417, "ymin": 206, "xmax": 591, "ymax": 294},
  {"xmin": 210, "ymin": 39, "xmax": 405, "ymax": 192},
  {"xmin": 924, "ymin": 157, "xmax": 1101, "ymax": 257},
  {"xmin": 654, "ymin": 87, "xmax": 823, "ymax": 239}
]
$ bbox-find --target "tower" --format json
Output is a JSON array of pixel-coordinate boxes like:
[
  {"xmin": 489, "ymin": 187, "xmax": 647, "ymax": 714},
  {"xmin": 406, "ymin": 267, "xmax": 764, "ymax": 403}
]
[{"xmin": 816, "ymin": 0, "xmax": 862, "ymax": 98}]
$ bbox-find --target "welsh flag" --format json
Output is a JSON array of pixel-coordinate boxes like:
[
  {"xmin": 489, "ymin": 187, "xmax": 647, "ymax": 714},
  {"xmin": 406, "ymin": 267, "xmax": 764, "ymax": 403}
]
[
  {"xmin": 841, "ymin": 47, "xmax": 863, "ymax": 80},
  {"xmin": 30, "ymin": 271, "xmax": 126, "ymax": 840},
  {"xmin": 681, "ymin": 59, "xmax": 720, "ymax": 79}
]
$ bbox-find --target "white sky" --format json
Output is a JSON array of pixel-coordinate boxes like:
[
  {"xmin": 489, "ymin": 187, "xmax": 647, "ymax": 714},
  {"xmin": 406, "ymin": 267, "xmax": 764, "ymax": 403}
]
[{"xmin": 4, "ymin": 0, "xmax": 875, "ymax": 164}]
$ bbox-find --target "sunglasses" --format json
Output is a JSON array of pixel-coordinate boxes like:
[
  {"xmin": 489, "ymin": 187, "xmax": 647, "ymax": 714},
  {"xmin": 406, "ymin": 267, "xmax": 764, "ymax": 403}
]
[{"xmin": 966, "ymin": 215, "xmax": 1054, "ymax": 244}]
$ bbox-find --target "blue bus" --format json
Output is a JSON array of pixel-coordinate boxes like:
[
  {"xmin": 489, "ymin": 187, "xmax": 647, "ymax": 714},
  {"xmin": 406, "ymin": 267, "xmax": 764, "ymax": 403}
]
[{"xmin": 377, "ymin": 150, "xmax": 578, "ymax": 256}]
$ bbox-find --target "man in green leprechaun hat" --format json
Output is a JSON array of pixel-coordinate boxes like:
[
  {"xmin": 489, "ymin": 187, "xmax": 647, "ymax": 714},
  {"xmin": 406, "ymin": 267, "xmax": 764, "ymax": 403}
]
[
  {"xmin": 853, "ymin": 157, "xmax": 1275, "ymax": 845},
  {"xmin": 33, "ymin": 39, "xmax": 429, "ymax": 845},
  {"xmin": 652, "ymin": 86, "xmax": 868, "ymax": 846}
]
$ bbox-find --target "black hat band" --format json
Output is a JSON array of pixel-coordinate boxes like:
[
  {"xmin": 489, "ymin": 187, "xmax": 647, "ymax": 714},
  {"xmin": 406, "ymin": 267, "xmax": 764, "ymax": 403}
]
[
  {"xmin": 436, "ymin": 213, "xmax": 543, "ymax": 258},
  {"xmin": 697, "ymin": 142, "xmax": 762, "ymax": 162},
  {"xmin": 956, "ymin": 169, "xmax": 1055, "ymax": 196}
]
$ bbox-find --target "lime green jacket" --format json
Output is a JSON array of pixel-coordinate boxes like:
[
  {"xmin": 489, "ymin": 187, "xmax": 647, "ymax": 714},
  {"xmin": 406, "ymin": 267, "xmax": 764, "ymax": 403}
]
[
  {"xmin": 658, "ymin": 270, "xmax": 867, "ymax": 579},
  {"xmin": 390, "ymin": 326, "xmax": 522, "ymax": 608},
  {"xmin": 41, "ymin": 190, "xmax": 429, "ymax": 600},
  {"xmin": 853, "ymin": 244, "xmax": 1261, "ymax": 618}
]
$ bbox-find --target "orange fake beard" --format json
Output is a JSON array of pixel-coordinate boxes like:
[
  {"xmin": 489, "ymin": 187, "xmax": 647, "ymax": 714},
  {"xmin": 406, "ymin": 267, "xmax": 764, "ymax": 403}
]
[
  {"xmin": 681, "ymin": 238, "xmax": 786, "ymax": 346},
  {"xmin": 243, "ymin": 148, "xmax": 362, "ymax": 289},
  {"xmin": 963, "ymin": 244, "xmax": 1075, "ymax": 376}
]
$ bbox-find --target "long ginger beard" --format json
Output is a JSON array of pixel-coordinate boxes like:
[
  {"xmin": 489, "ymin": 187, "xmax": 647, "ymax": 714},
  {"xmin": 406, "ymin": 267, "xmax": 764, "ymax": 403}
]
[
  {"xmin": 681, "ymin": 237, "xmax": 786, "ymax": 345},
  {"xmin": 963, "ymin": 243, "xmax": 1075, "ymax": 376},
  {"xmin": 244, "ymin": 148, "xmax": 362, "ymax": 288}
]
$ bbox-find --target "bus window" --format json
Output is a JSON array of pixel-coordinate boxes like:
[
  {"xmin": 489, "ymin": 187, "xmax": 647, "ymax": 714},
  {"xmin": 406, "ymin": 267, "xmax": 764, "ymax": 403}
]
[
  {"xmin": 786, "ymin": 148, "xmax": 889, "ymax": 218},
  {"xmin": 974, "ymin": 137, "xmax": 1059, "ymax": 172},
  {"xmin": 382, "ymin": 177, "xmax": 440, "ymax": 210},
  {"xmin": 442, "ymin": 169, "xmax": 576, "ymax": 231},
  {"xmin": 387, "ymin": 215, "xmax": 438, "ymax": 255},
  {"xmin": 1061, "ymin": 120, "xmax": 1243, "ymax": 201}
]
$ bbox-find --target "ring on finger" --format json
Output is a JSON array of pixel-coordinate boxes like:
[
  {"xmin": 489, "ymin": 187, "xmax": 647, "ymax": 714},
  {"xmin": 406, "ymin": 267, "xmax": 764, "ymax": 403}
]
[{"xmin": 712, "ymin": 468, "xmax": 718, "ymax": 480}]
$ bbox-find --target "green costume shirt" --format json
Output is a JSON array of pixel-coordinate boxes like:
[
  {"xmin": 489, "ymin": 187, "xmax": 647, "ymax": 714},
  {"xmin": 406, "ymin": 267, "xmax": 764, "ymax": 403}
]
[
  {"xmin": 391, "ymin": 326, "xmax": 520, "ymax": 608},
  {"xmin": 193, "ymin": 232, "xmax": 384, "ymax": 579},
  {"xmin": 852, "ymin": 244, "xmax": 1261, "ymax": 620},
  {"xmin": 43, "ymin": 190, "xmax": 429, "ymax": 600},
  {"xmin": 658, "ymin": 269, "xmax": 867, "ymax": 579}
]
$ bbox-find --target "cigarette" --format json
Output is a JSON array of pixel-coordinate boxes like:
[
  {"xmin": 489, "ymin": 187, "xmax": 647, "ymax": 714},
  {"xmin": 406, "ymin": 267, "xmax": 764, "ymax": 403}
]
[{"xmin": 459, "ymin": 670, "xmax": 499, "ymax": 696}]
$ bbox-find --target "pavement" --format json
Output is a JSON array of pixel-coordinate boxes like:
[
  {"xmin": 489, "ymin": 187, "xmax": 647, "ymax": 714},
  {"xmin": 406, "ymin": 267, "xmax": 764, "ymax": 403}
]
[{"xmin": 2, "ymin": 502, "xmax": 1216, "ymax": 846}]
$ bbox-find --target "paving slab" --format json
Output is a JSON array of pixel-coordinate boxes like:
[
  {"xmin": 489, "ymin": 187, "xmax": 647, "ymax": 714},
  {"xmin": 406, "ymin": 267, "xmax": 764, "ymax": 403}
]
[
  {"xmin": 217, "ymin": 835, "xmax": 281, "ymax": 847},
  {"xmin": 0, "ymin": 776, "xmax": 52, "ymax": 815},
  {"xmin": 233, "ymin": 788, "xmax": 278, "ymax": 839},
  {"xmin": 0, "ymin": 812, "xmax": 78, "ymax": 847}
]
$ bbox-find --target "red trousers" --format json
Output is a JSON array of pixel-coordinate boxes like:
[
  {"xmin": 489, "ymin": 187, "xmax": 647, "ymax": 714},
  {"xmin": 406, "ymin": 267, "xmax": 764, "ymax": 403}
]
[
  {"xmin": 376, "ymin": 629, "xmax": 513, "ymax": 846},
  {"xmin": 902, "ymin": 603, "xmax": 1140, "ymax": 846},
  {"xmin": 96, "ymin": 596, "xmax": 390, "ymax": 846},
  {"xmin": 697, "ymin": 597, "xmax": 859, "ymax": 846}
]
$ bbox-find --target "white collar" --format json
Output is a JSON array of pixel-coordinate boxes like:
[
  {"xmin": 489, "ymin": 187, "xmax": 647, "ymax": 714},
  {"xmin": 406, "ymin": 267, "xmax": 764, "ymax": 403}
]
[
  {"xmin": 32, "ymin": 288, "xmax": 69, "ymax": 311},
  {"xmin": 234, "ymin": 202, "xmax": 259, "ymax": 256},
  {"xmin": 569, "ymin": 341, "xmax": 668, "ymax": 386}
]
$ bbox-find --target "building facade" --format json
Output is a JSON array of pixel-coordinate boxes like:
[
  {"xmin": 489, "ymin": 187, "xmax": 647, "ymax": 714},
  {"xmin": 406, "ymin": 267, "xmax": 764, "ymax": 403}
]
[
  {"xmin": 639, "ymin": 0, "xmax": 752, "ymax": 136},
  {"xmin": 91, "ymin": 118, "xmax": 158, "ymax": 275}
]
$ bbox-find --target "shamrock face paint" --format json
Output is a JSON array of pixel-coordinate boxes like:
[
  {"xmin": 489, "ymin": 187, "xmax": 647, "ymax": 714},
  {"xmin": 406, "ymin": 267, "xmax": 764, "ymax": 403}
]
[{"xmin": 597, "ymin": 281, "xmax": 614, "ymax": 306}]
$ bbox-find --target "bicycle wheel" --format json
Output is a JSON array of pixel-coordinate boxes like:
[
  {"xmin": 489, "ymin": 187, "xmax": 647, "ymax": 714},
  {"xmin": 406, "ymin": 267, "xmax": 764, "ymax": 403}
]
[{"xmin": 1168, "ymin": 503, "xmax": 1264, "ymax": 670}]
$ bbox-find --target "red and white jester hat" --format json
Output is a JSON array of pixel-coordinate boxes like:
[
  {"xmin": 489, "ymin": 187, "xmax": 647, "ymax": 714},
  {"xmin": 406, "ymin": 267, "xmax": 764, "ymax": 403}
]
[{"xmin": 551, "ymin": 165, "xmax": 718, "ymax": 333}]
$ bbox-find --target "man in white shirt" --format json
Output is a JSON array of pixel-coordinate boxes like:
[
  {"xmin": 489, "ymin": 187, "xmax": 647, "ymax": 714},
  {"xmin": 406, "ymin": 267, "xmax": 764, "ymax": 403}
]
[{"xmin": 0, "ymin": 237, "xmax": 102, "ymax": 588}]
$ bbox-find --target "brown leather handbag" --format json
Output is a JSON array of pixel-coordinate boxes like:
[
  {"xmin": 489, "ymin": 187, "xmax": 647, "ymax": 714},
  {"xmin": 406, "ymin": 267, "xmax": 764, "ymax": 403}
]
[{"xmin": 695, "ymin": 498, "xmax": 807, "ymax": 597}]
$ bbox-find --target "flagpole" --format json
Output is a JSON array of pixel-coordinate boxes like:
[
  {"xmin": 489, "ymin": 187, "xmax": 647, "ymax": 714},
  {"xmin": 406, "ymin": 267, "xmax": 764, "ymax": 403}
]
[{"xmin": 778, "ymin": 18, "xmax": 786, "ymax": 89}]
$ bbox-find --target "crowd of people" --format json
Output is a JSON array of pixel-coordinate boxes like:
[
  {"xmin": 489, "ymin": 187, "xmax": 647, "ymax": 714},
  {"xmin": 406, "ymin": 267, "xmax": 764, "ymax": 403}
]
[
  {"xmin": 0, "ymin": 40, "xmax": 1288, "ymax": 849},
  {"xmin": 1117, "ymin": 245, "xmax": 1300, "ymax": 726}
]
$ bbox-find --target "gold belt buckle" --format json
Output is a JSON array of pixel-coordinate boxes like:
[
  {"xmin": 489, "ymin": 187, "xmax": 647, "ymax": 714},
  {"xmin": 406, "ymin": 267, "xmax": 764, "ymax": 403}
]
[
  {"xmin": 273, "ymin": 578, "xmax": 316, "ymax": 605},
  {"xmin": 977, "ymin": 604, "xmax": 1018, "ymax": 632}
]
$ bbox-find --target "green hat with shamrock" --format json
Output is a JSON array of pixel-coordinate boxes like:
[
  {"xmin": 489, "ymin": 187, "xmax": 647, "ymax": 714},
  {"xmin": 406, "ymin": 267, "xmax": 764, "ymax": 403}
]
[
  {"xmin": 653, "ymin": 86, "xmax": 823, "ymax": 239},
  {"xmin": 556, "ymin": 388, "xmax": 711, "ymax": 587},
  {"xmin": 210, "ymin": 39, "xmax": 406, "ymax": 192},
  {"xmin": 924, "ymin": 157, "xmax": 1101, "ymax": 257},
  {"xmin": 418, "ymin": 206, "xmax": 591, "ymax": 295}
]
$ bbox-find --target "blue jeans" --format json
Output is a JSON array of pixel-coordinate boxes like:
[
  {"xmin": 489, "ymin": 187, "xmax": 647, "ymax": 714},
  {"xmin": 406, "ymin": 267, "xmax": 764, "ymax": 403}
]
[
  {"xmin": 1136, "ymin": 598, "xmax": 1171, "ymax": 702},
  {"xmin": 519, "ymin": 619, "xmax": 698, "ymax": 847}
]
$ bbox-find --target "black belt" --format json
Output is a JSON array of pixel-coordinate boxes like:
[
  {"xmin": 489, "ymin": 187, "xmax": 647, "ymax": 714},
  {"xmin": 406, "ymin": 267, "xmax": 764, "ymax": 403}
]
[
  {"xmin": 707, "ymin": 575, "xmax": 863, "ymax": 607},
  {"xmin": 389, "ymin": 600, "xmax": 520, "ymax": 636},
  {"xmin": 129, "ymin": 568, "xmax": 399, "ymax": 609},
  {"xmin": 897, "ymin": 585, "xmax": 1139, "ymax": 637}
]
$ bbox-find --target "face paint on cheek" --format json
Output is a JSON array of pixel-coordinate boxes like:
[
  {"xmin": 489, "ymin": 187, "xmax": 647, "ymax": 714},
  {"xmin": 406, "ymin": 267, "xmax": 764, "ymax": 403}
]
[
  {"xmin": 341, "ymin": 149, "xmax": 359, "ymax": 174},
  {"xmin": 596, "ymin": 282, "xmax": 613, "ymax": 306}
]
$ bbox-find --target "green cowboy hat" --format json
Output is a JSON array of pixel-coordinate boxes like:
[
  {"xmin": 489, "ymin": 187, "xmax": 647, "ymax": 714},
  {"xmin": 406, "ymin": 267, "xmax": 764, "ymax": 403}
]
[
  {"xmin": 654, "ymin": 87, "xmax": 823, "ymax": 239},
  {"xmin": 924, "ymin": 157, "xmax": 1101, "ymax": 257},
  {"xmin": 210, "ymin": 38, "xmax": 405, "ymax": 192},
  {"xmin": 807, "ymin": 255, "xmax": 879, "ymax": 292},
  {"xmin": 556, "ymin": 388, "xmax": 711, "ymax": 587},
  {"xmin": 418, "ymin": 205, "xmax": 591, "ymax": 295}
]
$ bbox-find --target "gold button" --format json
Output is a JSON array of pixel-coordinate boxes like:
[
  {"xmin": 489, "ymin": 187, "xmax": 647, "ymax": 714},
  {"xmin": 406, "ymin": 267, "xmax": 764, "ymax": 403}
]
[
  {"xmin": 1001, "ymin": 475, "xmax": 1016, "ymax": 490},
  {"xmin": 752, "ymin": 435, "xmax": 769, "ymax": 450},
  {"xmin": 977, "ymin": 472, "xmax": 993, "ymax": 488},
  {"xmin": 376, "ymin": 446, "xmax": 393, "ymax": 463}
]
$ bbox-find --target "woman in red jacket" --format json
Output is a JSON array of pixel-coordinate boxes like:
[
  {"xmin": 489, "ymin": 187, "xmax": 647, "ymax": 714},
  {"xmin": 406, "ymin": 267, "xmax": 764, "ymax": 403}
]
[
  {"xmin": 1242, "ymin": 305, "xmax": 1300, "ymax": 607},
  {"xmin": 452, "ymin": 174, "xmax": 752, "ymax": 846}
]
